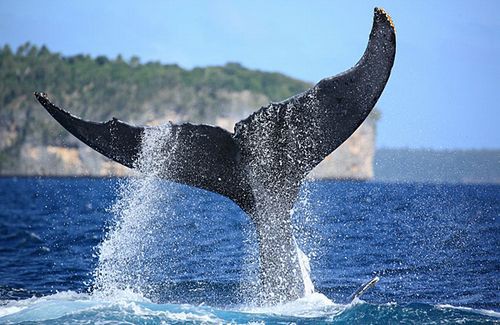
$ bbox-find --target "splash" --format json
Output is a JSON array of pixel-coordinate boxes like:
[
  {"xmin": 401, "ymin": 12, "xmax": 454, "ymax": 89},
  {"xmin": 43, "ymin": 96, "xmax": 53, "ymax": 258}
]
[
  {"xmin": 3, "ymin": 291, "xmax": 498, "ymax": 324},
  {"xmin": 91, "ymin": 120, "xmax": 319, "ymax": 305},
  {"xmin": 292, "ymin": 181, "xmax": 324, "ymax": 297},
  {"xmin": 296, "ymin": 244, "xmax": 315, "ymax": 296},
  {"xmin": 93, "ymin": 125, "xmax": 178, "ymax": 298}
]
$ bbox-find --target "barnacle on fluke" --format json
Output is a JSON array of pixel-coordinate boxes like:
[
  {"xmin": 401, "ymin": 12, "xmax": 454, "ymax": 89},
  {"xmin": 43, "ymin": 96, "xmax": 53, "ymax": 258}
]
[{"xmin": 376, "ymin": 7, "xmax": 396, "ymax": 31}]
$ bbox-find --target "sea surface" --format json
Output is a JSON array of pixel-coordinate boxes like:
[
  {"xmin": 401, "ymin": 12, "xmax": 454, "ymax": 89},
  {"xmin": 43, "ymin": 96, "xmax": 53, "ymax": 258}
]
[{"xmin": 0, "ymin": 177, "xmax": 498, "ymax": 323}]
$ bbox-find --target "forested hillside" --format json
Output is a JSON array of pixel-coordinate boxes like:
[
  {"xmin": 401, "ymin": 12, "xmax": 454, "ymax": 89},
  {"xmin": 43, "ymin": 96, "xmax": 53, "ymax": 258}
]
[{"xmin": 0, "ymin": 43, "xmax": 311, "ymax": 171}]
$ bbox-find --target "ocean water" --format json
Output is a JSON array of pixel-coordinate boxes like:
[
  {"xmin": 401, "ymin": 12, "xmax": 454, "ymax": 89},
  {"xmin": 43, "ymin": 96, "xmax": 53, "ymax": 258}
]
[{"xmin": 0, "ymin": 177, "xmax": 498, "ymax": 323}]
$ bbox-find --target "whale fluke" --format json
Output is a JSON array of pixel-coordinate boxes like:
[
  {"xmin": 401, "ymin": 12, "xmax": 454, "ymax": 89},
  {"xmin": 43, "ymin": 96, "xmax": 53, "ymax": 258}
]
[
  {"xmin": 35, "ymin": 7, "xmax": 396, "ymax": 304},
  {"xmin": 35, "ymin": 91, "xmax": 256, "ymax": 212},
  {"xmin": 348, "ymin": 276, "xmax": 380, "ymax": 303}
]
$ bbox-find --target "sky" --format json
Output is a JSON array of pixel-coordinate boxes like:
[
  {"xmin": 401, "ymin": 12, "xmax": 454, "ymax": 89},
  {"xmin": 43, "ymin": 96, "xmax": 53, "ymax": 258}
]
[{"xmin": 1, "ymin": 0, "xmax": 499, "ymax": 149}]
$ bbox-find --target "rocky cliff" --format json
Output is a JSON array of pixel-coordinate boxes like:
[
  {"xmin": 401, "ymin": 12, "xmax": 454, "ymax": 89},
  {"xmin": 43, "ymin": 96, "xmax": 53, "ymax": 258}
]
[
  {"xmin": 309, "ymin": 117, "xmax": 376, "ymax": 180},
  {"xmin": 1, "ymin": 102, "xmax": 377, "ymax": 180}
]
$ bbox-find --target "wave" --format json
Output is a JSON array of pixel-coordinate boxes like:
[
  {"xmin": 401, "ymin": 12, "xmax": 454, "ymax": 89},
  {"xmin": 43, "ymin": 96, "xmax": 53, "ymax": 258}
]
[
  {"xmin": 436, "ymin": 304, "xmax": 500, "ymax": 319},
  {"xmin": 0, "ymin": 291, "xmax": 498, "ymax": 324}
]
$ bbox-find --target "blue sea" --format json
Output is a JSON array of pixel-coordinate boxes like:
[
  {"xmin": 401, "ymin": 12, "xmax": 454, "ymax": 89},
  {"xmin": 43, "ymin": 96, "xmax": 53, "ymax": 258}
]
[{"xmin": 0, "ymin": 177, "xmax": 498, "ymax": 323}]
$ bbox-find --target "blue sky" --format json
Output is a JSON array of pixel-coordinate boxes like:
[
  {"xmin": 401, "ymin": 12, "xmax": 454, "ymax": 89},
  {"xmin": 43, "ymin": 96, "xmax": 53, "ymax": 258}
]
[{"xmin": 1, "ymin": 0, "xmax": 498, "ymax": 149}]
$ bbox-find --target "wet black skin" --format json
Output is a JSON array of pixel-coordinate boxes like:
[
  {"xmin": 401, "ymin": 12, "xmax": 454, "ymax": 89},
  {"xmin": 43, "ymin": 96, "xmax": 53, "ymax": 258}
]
[{"xmin": 35, "ymin": 8, "xmax": 396, "ymax": 304}]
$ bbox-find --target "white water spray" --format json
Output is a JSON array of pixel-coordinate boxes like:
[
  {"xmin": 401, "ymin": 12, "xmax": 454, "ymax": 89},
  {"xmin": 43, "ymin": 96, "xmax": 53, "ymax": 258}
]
[
  {"xmin": 296, "ymin": 243, "xmax": 315, "ymax": 296},
  {"xmin": 93, "ymin": 125, "xmax": 178, "ymax": 298},
  {"xmin": 92, "ymin": 122, "xmax": 319, "ymax": 305},
  {"xmin": 292, "ymin": 182, "xmax": 321, "ymax": 297}
]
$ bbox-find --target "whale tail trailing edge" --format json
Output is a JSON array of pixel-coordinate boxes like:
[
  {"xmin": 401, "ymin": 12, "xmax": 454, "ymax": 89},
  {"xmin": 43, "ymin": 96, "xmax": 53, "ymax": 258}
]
[{"xmin": 34, "ymin": 8, "xmax": 395, "ymax": 216}]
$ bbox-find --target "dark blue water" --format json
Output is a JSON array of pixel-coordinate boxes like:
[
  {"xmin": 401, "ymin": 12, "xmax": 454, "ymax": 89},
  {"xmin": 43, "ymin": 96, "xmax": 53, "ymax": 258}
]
[{"xmin": 0, "ymin": 177, "xmax": 498, "ymax": 323}]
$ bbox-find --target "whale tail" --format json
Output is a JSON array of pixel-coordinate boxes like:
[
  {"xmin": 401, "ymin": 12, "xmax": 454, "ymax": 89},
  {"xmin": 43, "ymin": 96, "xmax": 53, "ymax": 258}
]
[
  {"xmin": 34, "ymin": 8, "xmax": 395, "ymax": 216},
  {"xmin": 35, "ymin": 8, "xmax": 395, "ymax": 303}
]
